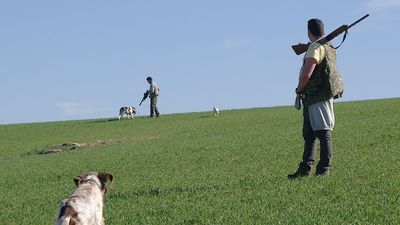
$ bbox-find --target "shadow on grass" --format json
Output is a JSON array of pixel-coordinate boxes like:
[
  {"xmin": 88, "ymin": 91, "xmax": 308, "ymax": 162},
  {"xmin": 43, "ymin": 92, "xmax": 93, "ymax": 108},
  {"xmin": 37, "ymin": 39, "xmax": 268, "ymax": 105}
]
[
  {"xmin": 87, "ymin": 116, "xmax": 149, "ymax": 123},
  {"xmin": 198, "ymin": 115, "xmax": 214, "ymax": 119},
  {"xmin": 87, "ymin": 118, "xmax": 120, "ymax": 123}
]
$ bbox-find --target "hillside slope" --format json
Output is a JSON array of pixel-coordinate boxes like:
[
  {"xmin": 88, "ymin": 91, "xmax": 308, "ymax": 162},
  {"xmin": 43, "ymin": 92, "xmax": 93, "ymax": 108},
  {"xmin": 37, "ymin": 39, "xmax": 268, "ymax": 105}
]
[{"xmin": 0, "ymin": 98, "xmax": 399, "ymax": 224}]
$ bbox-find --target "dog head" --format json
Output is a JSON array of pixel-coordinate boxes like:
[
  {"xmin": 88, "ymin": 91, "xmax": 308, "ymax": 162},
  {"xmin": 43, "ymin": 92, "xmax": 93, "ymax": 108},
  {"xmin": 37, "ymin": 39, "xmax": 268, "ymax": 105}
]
[
  {"xmin": 73, "ymin": 172, "xmax": 114, "ymax": 193},
  {"xmin": 213, "ymin": 107, "xmax": 219, "ymax": 115}
]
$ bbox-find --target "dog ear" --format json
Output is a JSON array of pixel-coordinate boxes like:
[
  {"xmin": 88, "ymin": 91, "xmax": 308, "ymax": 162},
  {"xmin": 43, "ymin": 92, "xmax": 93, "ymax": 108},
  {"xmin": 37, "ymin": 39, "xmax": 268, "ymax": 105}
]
[
  {"xmin": 73, "ymin": 175, "xmax": 82, "ymax": 187},
  {"xmin": 97, "ymin": 172, "xmax": 114, "ymax": 185}
]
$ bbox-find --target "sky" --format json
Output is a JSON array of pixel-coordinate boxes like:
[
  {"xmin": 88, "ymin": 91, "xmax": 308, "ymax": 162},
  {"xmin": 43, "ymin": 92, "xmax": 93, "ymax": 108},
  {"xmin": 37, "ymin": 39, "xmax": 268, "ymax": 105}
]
[{"xmin": 1, "ymin": 0, "xmax": 399, "ymax": 124}]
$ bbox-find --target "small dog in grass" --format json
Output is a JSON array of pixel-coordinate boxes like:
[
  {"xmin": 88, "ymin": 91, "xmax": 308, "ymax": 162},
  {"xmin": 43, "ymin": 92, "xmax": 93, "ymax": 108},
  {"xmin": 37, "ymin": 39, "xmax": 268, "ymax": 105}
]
[
  {"xmin": 119, "ymin": 106, "xmax": 136, "ymax": 121},
  {"xmin": 213, "ymin": 107, "xmax": 220, "ymax": 116},
  {"xmin": 55, "ymin": 172, "xmax": 114, "ymax": 225}
]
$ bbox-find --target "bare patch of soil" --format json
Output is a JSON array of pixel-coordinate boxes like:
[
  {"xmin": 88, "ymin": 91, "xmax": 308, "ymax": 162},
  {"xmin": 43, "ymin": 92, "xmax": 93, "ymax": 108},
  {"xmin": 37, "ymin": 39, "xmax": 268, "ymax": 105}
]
[
  {"xmin": 38, "ymin": 136, "xmax": 157, "ymax": 154},
  {"xmin": 38, "ymin": 141, "xmax": 107, "ymax": 154}
]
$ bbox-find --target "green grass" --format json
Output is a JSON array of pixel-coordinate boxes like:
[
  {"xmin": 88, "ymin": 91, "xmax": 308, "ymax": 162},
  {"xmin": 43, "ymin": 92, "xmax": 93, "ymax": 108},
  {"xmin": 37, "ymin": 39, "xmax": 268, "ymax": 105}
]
[{"xmin": 1, "ymin": 98, "xmax": 399, "ymax": 224}]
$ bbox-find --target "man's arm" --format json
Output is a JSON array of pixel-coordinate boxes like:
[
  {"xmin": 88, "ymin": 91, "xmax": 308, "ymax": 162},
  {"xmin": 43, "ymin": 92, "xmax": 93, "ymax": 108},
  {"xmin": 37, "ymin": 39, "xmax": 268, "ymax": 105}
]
[{"xmin": 296, "ymin": 57, "xmax": 317, "ymax": 94}]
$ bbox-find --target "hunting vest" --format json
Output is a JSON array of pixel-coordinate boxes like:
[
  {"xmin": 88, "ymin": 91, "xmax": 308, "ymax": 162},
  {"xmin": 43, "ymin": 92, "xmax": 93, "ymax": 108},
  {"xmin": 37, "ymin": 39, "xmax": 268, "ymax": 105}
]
[{"xmin": 303, "ymin": 39, "xmax": 344, "ymax": 106}]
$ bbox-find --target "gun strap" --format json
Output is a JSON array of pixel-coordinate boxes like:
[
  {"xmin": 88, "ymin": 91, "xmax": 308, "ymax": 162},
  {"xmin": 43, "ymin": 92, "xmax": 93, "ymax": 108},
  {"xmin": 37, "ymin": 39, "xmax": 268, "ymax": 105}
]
[{"xmin": 333, "ymin": 29, "xmax": 348, "ymax": 49}]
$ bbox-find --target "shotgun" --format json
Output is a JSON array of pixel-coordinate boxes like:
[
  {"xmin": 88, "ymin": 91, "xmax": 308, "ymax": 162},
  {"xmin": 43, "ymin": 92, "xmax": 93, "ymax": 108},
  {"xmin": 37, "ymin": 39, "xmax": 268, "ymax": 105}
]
[
  {"xmin": 291, "ymin": 14, "xmax": 369, "ymax": 55},
  {"xmin": 139, "ymin": 91, "xmax": 149, "ymax": 106}
]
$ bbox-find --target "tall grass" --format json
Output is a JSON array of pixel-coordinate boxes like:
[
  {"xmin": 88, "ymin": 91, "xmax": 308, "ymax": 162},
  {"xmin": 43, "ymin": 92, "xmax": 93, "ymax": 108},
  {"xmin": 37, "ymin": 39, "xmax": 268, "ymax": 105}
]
[{"xmin": 0, "ymin": 98, "xmax": 399, "ymax": 224}]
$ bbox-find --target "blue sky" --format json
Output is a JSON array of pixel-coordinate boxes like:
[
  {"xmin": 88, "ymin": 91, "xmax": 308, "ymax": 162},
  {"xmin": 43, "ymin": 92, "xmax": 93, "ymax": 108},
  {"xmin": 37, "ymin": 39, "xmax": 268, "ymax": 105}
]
[{"xmin": 1, "ymin": 0, "xmax": 399, "ymax": 124}]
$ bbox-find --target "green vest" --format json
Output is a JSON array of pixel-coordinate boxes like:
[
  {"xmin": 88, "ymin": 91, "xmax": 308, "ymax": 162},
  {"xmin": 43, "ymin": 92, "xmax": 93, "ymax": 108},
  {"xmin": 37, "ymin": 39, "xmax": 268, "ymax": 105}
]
[{"xmin": 303, "ymin": 39, "xmax": 344, "ymax": 106}]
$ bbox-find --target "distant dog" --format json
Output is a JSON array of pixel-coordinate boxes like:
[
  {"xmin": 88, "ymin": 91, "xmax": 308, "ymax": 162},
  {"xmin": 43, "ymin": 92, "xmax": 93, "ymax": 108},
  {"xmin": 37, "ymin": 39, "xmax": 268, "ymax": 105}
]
[
  {"xmin": 119, "ymin": 106, "xmax": 136, "ymax": 120},
  {"xmin": 55, "ymin": 172, "xmax": 114, "ymax": 225},
  {"xmin": 213, "ymin": 107, "xmax": 219, "ymax": 116}
]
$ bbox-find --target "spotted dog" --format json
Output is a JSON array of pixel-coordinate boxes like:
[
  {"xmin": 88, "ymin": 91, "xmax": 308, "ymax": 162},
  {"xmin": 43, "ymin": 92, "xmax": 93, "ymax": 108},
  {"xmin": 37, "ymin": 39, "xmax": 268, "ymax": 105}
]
[
  {"xmin": 213, "ymin": 107, "xmax": 220, "ymax": 116},
  {"xmin": 55, "ymin": 172, "xmax": 114, "ymax": 225},
  {"xmin": 119, "ymin": 106, "xmax": 136, "ymax": 121}
]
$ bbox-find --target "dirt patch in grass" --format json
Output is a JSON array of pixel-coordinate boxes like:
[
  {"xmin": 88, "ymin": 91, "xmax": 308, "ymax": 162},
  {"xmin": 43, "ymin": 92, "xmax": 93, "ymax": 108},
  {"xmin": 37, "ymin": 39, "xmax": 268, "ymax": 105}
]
[
  {"xmin": 38, "ymin": 136, "xmax": 157, "ymax": 154},
  {"xmin": 38, "ymin": 141, "xmax": 107, "ymax": 154}
]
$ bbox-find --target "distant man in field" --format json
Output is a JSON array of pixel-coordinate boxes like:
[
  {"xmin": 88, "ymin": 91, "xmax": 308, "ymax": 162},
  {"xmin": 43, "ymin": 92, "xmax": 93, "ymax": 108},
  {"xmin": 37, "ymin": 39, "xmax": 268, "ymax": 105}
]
[
  {"xmin": 288, "ymin": 18, "xmax": 343, "ymax": 179},
  {"xmin": 146, "ymin": 76, "xmax": 160, "ymax": 117}
]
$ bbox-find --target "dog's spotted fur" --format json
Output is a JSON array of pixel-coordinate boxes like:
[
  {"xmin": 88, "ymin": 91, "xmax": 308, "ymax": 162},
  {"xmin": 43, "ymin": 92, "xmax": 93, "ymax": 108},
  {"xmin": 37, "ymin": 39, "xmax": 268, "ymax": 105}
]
[
  {"xmin": 55, "ymin": 172, "xmax": 113, "ymax": 225},
  {"xmin": 119, "ymin": 106, "xmax": 136, "ymax": 121},
  {"xmin": 213, "ymin": 107, "xmax": 219, "ymax": 116}
]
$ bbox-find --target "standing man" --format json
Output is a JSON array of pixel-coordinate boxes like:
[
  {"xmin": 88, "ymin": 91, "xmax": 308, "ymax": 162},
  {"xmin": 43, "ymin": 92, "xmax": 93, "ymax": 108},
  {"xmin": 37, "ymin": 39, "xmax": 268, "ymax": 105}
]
[
  {"xmin": 146, "ymin": 76, "xmax": 160, "ymax": 117},
  {"xmin": 288, "ymin": 18, "xmax": 344, "ymax": 179}
]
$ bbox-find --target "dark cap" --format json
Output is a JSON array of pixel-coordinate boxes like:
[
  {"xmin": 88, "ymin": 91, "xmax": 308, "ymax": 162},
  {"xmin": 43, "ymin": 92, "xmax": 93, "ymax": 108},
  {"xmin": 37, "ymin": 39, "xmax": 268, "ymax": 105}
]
[
  {"xmin": 308, "ymin": 19, "xmax": 324, "ymax": 37},
  {"xmin": 146, "ymin": 76, "xmax": 152, "ymax": 81}
]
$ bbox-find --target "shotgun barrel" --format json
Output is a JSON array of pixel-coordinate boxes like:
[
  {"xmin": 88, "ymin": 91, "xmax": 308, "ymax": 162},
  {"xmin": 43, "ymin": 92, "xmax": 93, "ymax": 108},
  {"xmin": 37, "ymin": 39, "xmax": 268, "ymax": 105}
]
[{"xmin": 291, "ymin": 14, "xmax": 369, "ymax": 55}]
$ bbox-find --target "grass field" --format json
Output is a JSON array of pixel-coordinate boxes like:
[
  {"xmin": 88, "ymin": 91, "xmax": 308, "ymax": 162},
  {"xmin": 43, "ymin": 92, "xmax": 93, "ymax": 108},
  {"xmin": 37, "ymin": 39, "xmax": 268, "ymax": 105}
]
[{"xmin": 0, "ymin": 98, "xmax": 399, "ymax": 224}]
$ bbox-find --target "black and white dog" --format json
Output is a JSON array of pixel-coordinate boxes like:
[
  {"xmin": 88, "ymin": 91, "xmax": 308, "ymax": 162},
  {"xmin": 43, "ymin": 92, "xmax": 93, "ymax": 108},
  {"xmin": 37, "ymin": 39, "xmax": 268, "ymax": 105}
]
[
  {"xmin": 213, "ymin": 107, "xmax": 220, "ymax": 116},
  {"xmin": 119, "ymin": 107, "xmax": 136, "ymax": 121}
]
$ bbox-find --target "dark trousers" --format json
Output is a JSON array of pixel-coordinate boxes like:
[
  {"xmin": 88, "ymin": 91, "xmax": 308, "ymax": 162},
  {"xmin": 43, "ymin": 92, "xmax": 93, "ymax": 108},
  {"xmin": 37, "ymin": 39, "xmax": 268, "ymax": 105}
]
[
  {"xmin": 299, "ymin": 105, "xmax": 333, "ymax": 174},
  {"xmin": 150, "ymin": 96, "xmax": 160, "ymax": 117}
]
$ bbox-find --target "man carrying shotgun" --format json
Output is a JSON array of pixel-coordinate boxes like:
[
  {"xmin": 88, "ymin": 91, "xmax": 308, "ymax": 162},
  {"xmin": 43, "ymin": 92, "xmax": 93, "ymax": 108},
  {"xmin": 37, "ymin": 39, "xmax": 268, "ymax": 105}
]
[
  {"xmin": 288, "ymin": 18, "xmax": 343, "ymax": 179},
  {"xmin": 288, "ymin": 14, "xmax": 368, "ymax": 179},
  {"xmin": 140, "ymin": 76, "xmax": 161, "ymax": 117}
]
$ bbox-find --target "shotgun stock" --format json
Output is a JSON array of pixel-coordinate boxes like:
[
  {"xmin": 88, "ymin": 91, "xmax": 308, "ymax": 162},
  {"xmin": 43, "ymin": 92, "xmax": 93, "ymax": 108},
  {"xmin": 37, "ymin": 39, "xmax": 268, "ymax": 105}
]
[
  {"xmin": 292, "ymin": 43, "xmax": 311, "ymax": 56},
  {"xmin": 291, "ymin": 14, "xmax": 369, "ymax": 55}
]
